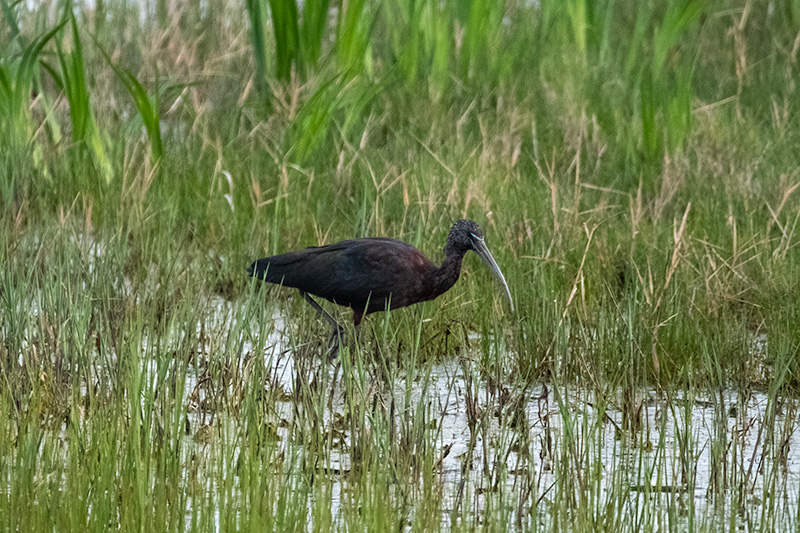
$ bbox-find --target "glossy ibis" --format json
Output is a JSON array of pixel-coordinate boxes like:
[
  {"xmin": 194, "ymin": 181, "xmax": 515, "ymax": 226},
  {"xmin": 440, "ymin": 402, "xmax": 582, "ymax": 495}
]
[{"xmin": 248, "ymin": 219, "xmax": 513, "ymax": 356}]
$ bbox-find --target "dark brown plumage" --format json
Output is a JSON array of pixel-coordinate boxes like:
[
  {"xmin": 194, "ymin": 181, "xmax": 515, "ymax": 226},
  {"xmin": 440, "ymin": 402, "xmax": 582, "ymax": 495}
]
[{"xmin": 248, "ymin": 220, "xmax": 512, "ymax": 354}]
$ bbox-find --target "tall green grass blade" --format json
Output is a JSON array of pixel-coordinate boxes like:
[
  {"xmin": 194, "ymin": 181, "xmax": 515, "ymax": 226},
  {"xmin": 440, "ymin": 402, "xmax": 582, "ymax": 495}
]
[
  {"xmin": 117, "ymin": 68, "xmax": 163, "ymax": 163},
  {"xmin": 0, "ymin": 0, "xmax": 23, "ymax": 46},
  {"xmin": 268, "ymin": 0, "xmax": 300, "ymax": 81},
  {"xmin": 336, "ymin": 0, "xmax": 372, "ymax": 73},
  {"xmin": 291, "ymin": 74, "xmax": 342, "ymax": 164},
  {"xmin": 429, "ymin": 3, "xmax": 451, "ymax": 94},
  {"xmin": 55, "ymin": 13, "xmax": 113, "ymax": 184},
  {"xmin": 245, "ymin": 0, "xmax": 271, "ymax": 99},
  {"xmin": 92, "ymin": 36, "xmax": 163, "ymax": 164},
  {"xmin": 56, "ymin": 17, "xmax": 88, "ymax": 142},
  {"xmin": 667, "ymin": 60, "xmax": 694, "ymax": 152},
  {"xmin": 623, "ymin": 3, "xmax": 651, "ymax": 79},
  {"xmin": 593, "ymin": 0, "xmax": 617, "ymax": 65},
  {"xmin": 459, "ymin": 0, "xmax": 484, "ymax": 80},
  {"xmin": 387, "ymin": 0, "xmax": 423, "ymax": 85},
  {"xmin": 290, "ymin": 71, "xmax": 381, "ymax": 165},
  {"xmin": 567, "ymin": 0, "xmax": 588, "ymax": 56},
  {"xmin": 0, "ymin": 65, "xmax": 14, "ymax": 140},
  {"xmin": 1, "ymin": 21, "xmax": 65, "ymax": 144},
  {"xmin": 384, "ymin": 0, "xmax": 454, "ymax": 93},
  {"xmin": 35, "ymin": 61, "xmax": 63, "ymax": 145},
  {"xmin": 640, "ymin": 66, "xmax": 658, "ymax": 159},
  {"xmin": 300, "ymin": 0, "xmax": 330, "ymax": 69},
  {"xmin": 0, "ymin": 19, "xmax": 66, "ymax": 200},
  {"xmin": 652, "ymin": 0, "xmax": 705, "ymax": 77},
  {"xmin": 636, "ymin": 0, "xmax": 704, "ymax": 161}
]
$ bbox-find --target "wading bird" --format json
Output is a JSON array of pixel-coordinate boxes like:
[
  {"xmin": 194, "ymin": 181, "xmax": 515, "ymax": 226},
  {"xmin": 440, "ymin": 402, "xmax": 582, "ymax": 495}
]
[{"xmin": 248, "ymin": 219, "xmax": 513, "ymax": 356}]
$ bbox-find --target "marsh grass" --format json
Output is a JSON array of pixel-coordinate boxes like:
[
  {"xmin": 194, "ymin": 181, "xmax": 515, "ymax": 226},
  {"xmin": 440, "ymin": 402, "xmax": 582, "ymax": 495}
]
[{"xmin": 2, "ymin": 0, "xmax": 800, "ymax": 530}]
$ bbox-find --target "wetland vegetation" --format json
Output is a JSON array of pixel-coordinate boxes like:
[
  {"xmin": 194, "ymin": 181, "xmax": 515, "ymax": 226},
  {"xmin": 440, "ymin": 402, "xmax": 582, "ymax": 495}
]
[{"xmin": 2, "ymin": 0, "xmax": 800, "ymax": 530}]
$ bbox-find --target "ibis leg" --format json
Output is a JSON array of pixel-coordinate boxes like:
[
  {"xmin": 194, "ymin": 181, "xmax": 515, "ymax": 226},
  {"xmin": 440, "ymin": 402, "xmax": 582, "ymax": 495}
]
[
  {"xmin": 300, "ymin": 292, "xmax": 341, "ymax": 330},
  {"xmin": 300, "ymin": 292, "xmax": 346, "ymax": 358}
]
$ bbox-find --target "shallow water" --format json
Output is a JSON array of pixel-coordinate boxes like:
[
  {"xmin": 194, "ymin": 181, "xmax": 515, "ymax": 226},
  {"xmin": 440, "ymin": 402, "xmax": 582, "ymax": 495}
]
[{"xmin": 177, "ymin": 299, "xmax": 800, "ymax": 530}]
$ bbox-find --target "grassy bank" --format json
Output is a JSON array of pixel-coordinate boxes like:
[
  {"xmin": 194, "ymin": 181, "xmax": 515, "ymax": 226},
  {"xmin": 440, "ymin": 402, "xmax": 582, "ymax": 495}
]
[{"xmin": 2, "ymin": 0, "xmax": 800, "ymax": 530}]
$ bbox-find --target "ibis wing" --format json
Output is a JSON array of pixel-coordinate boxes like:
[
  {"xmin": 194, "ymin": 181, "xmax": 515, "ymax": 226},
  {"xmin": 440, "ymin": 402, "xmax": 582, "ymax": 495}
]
[
  {"xmin": 249, "ymin": 241, "xmax": 359, "ymax": 288},
  {"xmin": 250, "ymin": 238, "xmax": 437, "ymax": 312},
  {"xmin": 332, "ymin": 239, "xmax": 437, "ymax": 311}
]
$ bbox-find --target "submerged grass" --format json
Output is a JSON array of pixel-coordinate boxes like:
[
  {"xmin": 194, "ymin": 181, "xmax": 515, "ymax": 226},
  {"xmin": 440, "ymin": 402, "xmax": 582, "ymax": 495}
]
[{"xmin": 1, "ymin": 0, "xmax": 800, "ymax": 530}]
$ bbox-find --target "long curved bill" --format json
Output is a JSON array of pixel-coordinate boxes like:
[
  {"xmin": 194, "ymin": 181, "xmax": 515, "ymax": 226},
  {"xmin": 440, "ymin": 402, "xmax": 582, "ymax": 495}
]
[{"xmin": 472, "ymin": 236, "xmax": 514, "ymax": 312}]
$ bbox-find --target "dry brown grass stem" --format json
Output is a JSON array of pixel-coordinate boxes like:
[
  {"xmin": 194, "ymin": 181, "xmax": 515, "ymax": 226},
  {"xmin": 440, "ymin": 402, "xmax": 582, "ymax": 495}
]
[
  {"xmin": 731, "ymin": 0, "xmax": 752, "ymax": 120},
  {"xmin": 455, "ymin": 98, "xmax": 477, "ymax": 143},
  {"xmin": 535, "ymin": 149, "xmax": 560, "ymax": 261},
  {"xmin": 270, "ymin": 72, "xmax": 303, "ymax": 121},
  {"xmin": 652, "ymin": 156, "xmax": 686, "ymax": 223},
  {"xmin": 413, "ymin": 134, "xmax": 457, "ymax": 178},
  {"xmin": 629, "ymin": 184, "xmax": 644, "ymax": 239},
  {"xmin": 121, "ymin": 141, "xmax": 158, "ymax": 223},
  {"xmin": 312, "ymin": 221, "xmax": 335, "ymax": 246},
  {"xmin": 580, "ymin": 182, "xmax": 626, "ymax": 197},
  {"xmin": 765, "ymin": 176, "xmax": 800, "ymax": 259},
  {"xmin": 633, "ymin": 257, "xmax": 655, "ymax": 307},
  {"xmin": 771, "ymin": 96, "xmax": 791, "ymax": 131},
  {"xmin": 561, "ymin": 223, "xmax": 596, "ymax": 322},
  {"xmin": 695, "ymin": 235, "xmax": 762, "ymax": 294},
  {"xmin": 414, "ymin": 181, "xmax": 440, "ymax": 222},
  {"xmin": 663, "ymin": 202, "xmax": 691, "ymax": 293}
]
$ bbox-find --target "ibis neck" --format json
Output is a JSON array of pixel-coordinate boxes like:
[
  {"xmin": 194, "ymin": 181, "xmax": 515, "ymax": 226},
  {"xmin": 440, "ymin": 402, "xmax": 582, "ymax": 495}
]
[{"xmin": 432, "ymin": 246, "xmax": 467, "ymax": 296}]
